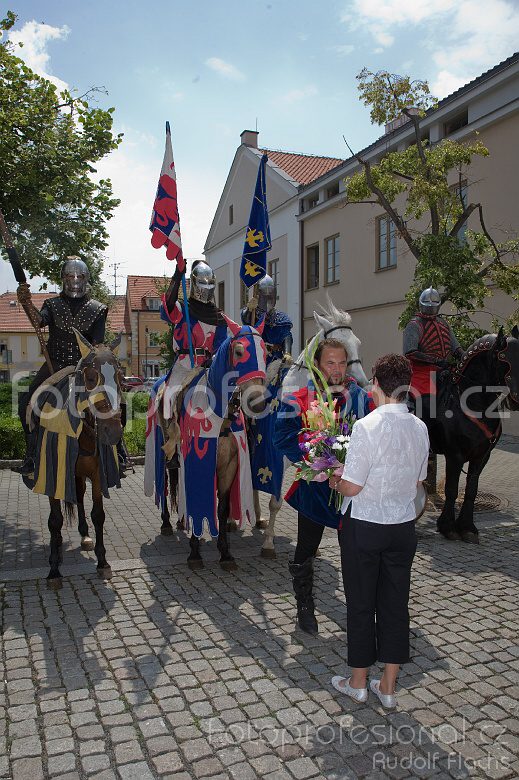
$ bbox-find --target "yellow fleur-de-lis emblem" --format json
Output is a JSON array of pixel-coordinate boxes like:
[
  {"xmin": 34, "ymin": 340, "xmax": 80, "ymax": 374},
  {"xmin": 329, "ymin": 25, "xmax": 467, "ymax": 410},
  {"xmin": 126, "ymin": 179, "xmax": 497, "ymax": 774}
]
[
  {"xmin": 244, "ymin": 260, "xmax": 261, "ymax": 278},
  {"xmin": 257, "ymin": 433, "xmax": 263, "ymax": 444},
  {"xmin": 246, "ymin": 228, "xmax": 264, "ymax": 248},
  {"xmin": 270, "ymin": 398, "xmax": 279, "ymax": 413},
  {"xmin": 257, "ymin": 466, "xmax": 272, "ymax": 485}
]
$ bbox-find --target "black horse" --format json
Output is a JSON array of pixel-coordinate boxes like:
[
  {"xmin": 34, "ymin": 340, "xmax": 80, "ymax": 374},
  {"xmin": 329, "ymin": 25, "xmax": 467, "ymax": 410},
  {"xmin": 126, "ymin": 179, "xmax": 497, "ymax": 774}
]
[{"xmin": 416, "ymin": 326, "xmax": 519, "ymax": 543}]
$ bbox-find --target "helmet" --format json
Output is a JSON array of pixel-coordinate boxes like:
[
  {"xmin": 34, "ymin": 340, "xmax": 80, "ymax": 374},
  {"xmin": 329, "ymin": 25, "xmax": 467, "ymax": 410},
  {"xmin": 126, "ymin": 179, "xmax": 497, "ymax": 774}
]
[
  {"xmin": 257, "ymin": 274, "xmax": 276, "ymax": 313},
  {"xmin": 419, "ymin": 286, "xmax": 441, "ymax": 316},
  {"xmin": 61, "ymin": 256, "xmax": 90, "ymax": 299},
  {"xmin": 189, "ymin": 261, "xmax": 215, "ymax": 304}
]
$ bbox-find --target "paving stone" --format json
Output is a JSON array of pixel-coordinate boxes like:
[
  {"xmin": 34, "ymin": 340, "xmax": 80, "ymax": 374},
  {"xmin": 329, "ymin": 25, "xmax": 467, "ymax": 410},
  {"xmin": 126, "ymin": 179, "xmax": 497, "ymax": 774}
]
[
  {"xmin": 151, "ymin": 751, "xmax": 184, "ymax": 774},
  {"xmin": 118, "ymin": 762, "xmax": 155, "ymax": 780},
  {"xmin": 11, "ymin": 757, "xmax": 44, "ymax": 780}
]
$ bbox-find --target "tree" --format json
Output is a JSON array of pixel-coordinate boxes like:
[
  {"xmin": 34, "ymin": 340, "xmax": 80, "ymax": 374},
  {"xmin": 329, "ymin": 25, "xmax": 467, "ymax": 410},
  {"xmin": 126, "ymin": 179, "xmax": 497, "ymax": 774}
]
[
  {"xmin": 0, "ymin": 11, "xmax": 122, "ymax": 289},
  {"xmin": 344, "ymin": 68, "xmax": 519, "ymax": 346}
]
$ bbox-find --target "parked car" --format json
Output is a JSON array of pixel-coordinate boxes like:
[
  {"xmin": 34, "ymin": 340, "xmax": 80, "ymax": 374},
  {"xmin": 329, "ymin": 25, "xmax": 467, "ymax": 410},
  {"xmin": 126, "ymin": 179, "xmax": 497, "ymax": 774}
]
[
  {"xmin": 142, "ymin": 378, "xmax": 159, "ymax": 392},
  {"xmin": 122, "ymin": 375, "xmax": 144, "ymax": 392}
]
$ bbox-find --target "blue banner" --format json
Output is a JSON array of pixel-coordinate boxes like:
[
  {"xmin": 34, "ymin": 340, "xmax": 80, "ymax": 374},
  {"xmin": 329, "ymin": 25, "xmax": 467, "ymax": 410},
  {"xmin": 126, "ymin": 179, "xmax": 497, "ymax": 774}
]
[{"xmin": 240, "ymin": 153, "xmax": 271, "ymax": 289}]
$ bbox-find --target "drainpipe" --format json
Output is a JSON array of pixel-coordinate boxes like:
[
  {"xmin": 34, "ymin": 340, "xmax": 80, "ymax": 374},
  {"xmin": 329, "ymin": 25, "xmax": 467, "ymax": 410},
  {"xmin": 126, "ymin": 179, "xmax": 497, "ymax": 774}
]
[{"xmin": 299, "ymin": 215, "xmax": 305, "ymax": 352}]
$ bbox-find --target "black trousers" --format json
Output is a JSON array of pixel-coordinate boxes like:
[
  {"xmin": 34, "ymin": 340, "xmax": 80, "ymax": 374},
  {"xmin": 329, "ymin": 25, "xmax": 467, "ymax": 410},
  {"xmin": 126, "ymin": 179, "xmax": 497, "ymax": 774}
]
[
  {"xmin": 18, "ymin": 363, "xmax": 54, "ymax": 434},
  {"xmin": 294, "ymin": 513, "xmax": 340, "ymax": 564},
  {"xmin": 340, "ymin": 516, "xmax": 417, "ymax": 668}
]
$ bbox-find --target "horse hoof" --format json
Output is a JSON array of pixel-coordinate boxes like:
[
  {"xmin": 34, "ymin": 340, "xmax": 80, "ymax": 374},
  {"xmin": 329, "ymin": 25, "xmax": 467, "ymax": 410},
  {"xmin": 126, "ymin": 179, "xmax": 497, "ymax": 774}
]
[
  {"xmin": 97, "ymin": 566, "xmax": 113, "ymax": 579},
  {"xmin": 226, "ymin": 522, "xmax": 238, "ymax": 533},
  {"xmin": 255, "ymin": 519, "xmax": 268, "ymax": 530},
  {"xmin": 46, "ymin": 577, "xmax": 63, "ymax": 590},
  {"xmin": 260, "ymin": 547, "xmax": 276, "ymax": 559},
  {"xmin": 440, "ymin": 530, "xmax": 461, "ymax": 541},
  {"xmin": 81, "ymin": 536, "xmax": 94, "ymax": 551},
  {"xmin": 187, "ymin": 558, "xmax": 204, "ymax": 570},
  {"xmin": 461, "ymin": 531, "xmax": 479, "ymax": 544},
  {"xmin": 220, "ymin": 559, "xmax": 238, "ymax": 571},
  {"xmin": 161, "ymin": 526, "xmax": 174, "ymax": 536},
  {"xmin": 176, "ymin": 520, "xmax": 185, "ymax": 530}
]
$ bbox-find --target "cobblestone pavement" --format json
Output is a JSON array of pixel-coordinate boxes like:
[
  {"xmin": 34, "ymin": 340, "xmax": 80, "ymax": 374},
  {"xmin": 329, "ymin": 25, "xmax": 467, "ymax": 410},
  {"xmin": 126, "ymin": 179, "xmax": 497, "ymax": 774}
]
[{"xmin": 0, "ymin": 438, "xmax": 518, "ymax": 779}]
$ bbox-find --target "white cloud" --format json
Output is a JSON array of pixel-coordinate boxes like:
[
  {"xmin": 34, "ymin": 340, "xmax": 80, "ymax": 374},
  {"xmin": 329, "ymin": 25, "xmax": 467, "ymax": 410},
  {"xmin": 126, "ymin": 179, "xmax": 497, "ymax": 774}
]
[
  {"xmin": 279, "ymin": 85, "xmax": 318, "ymax": 104},
  {"xmin": 332, "ymin": 44, "xmax": 355, "ymax": 56},
  {"xmin": 205, "ymin": 57, "xmax": 245, "ymax": 82},
  {"xmin": 341, "ymin": 0, "xmax": 519, "ymax": 98},
  {"xmin": 93, "ymin": 132, "xmax": 223, "ymax": 292},
  {"xmin": 9, "ymin": 20, "xmax": 70, "ymax": 94}
]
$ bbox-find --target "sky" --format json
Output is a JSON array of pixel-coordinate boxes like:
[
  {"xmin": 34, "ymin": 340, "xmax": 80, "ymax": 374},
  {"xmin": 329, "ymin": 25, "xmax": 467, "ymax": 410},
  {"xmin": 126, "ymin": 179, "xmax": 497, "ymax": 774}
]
[{"xmin": 2, "ymin": 0, "xmax": 519, "ymax": 295}]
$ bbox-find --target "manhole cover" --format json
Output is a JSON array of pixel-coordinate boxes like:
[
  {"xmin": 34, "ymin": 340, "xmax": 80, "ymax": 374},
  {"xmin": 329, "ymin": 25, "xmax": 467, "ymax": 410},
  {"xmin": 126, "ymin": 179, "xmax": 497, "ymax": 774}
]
[{"xmin": 432, "ymin": 480, "xmax": 504, "ymax": 512}]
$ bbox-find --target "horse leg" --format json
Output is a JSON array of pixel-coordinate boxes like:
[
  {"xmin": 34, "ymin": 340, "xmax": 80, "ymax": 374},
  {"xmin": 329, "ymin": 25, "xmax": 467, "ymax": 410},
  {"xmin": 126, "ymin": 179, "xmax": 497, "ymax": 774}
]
[
  {"xmin": 47, "ymin": 498, "xmax": 64, "ymax": 589},
  {"xmin": 456, "ymin": 450, "xmax": 491, "ymax": 544},
  {"xmin": 437, "ymin": 456, "xmax": 463, "ymax": 541},
  {"xmin": 170, "ymin": 467, "xmax": 185, "ymax": 531},
  {"xmin": 76, "ymin": 475, "xmax": 94, "ymax": 551},
  {"xmin": 89, "ymin": 469, "xmax": 112, "ymax": 579},
  {"xmin": 217, "ymin": 493, "xmax": 237, "ymax": 571},
  {"xmin": 261, "ymin": 494, "xmax": 282, "ymax": 559},
  {"xmin": 160, "ymin": 468, "xmax": 174, "ymax": 536},
  {"xmin": 187, "ymin": 534, "xmax": 204, "ymax": 569},
  {"xmin": 254, "ymin": 490, "xmax": 267, "ymax": 529}
]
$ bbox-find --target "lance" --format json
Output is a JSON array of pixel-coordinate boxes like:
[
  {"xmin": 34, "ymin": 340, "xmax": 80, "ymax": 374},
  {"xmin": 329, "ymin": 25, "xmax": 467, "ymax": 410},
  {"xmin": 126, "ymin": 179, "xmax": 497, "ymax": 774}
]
[{"xmin": 0, "ymin": 208, "xmax": 54, "ymax": 372}]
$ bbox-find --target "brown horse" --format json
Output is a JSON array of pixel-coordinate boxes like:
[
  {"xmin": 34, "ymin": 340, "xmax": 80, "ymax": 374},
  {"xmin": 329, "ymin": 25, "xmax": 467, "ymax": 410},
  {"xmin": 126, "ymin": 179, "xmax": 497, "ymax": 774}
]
[{"xmin": 25, "ymin": 331, "xmax": 123, "ymax": 588}]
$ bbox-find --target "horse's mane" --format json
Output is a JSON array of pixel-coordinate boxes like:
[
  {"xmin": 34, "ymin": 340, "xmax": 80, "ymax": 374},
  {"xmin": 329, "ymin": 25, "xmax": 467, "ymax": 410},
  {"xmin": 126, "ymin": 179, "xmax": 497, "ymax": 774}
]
[
  {"xmin": 452, "ymin": 334, "xmax": 496, "ymax": 384},
  {"xmin": 315, "ymin": 298, "xmax": 352, "ymax": 330}
]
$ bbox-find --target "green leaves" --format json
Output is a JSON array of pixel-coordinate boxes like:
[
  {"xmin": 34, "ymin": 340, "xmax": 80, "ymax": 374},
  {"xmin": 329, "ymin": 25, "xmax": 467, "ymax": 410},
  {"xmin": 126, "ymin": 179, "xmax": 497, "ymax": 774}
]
[{"xmin": 0, "ymin": 12, "xmax": 122, "ymax": 286}]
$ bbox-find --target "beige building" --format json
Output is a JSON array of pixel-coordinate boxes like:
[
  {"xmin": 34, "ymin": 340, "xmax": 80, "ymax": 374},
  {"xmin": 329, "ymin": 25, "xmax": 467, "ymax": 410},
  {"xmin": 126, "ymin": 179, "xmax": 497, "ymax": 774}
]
[
  {"xmin": 0, "ymin": 292, "xmax": 57, "ymax": 381},
  {"xmin": 125, "ymin": 275, "xmax": 171, "ymax": 378}
]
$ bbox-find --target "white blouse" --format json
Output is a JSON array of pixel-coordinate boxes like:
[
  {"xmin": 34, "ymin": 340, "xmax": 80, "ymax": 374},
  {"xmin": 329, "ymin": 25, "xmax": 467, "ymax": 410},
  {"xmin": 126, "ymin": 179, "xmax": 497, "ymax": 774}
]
[{"xmin": 341, "ymin": 403, "xmax": 430, "ymax": 524}]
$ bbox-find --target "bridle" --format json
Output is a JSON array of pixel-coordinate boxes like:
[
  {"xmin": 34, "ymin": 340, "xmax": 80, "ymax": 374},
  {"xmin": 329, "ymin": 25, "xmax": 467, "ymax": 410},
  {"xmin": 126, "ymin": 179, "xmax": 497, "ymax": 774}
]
[{"xmin": 323, "ymin": 324, "xmax": 362, "ymax": 369}]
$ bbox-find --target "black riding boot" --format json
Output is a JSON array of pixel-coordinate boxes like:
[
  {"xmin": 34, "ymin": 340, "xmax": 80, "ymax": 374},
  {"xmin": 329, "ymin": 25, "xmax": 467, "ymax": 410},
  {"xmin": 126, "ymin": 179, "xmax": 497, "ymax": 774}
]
[
  {"xmin": 12, "ymin": 430, "xmax": 37, "ymax": 476},
  {"xmin": 289, "ymin": 557, "xmax": 318, "ymax": 635}
]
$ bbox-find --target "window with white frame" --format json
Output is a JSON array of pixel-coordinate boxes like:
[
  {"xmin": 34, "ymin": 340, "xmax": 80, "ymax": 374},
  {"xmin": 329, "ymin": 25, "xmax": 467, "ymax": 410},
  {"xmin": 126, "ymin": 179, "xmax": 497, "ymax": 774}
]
[
  {"xmin": 325, "ymin": 235, "xmax": 340, "ymax": 284},
  {"xmin": 376, "ymin": 215, "xmax": 397, "ymax": 270},
  {"xmin": 306, "ymin": 245, "xmax": 319, "ymax": 289},
  {"xmin": 148, "ymin": 331, "xmax": 160, "ymax": 347},
  {"xmin": 147, "ymin": 297, "xmax": 161, "ymax": 311}
]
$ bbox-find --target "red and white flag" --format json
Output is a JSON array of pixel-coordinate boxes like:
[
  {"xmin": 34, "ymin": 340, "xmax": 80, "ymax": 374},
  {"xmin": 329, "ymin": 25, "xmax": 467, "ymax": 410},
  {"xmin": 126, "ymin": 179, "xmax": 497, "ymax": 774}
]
[{"xmin": 149, "ymin": 122, "xmax": 185, "ymax": 272}]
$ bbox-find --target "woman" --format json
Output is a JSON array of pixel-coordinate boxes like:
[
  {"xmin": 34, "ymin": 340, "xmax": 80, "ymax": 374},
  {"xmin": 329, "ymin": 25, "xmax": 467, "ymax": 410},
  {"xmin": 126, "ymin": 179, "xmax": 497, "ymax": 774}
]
[{"xmin": 329, "ymin": 354, "xmax": 429, "ymax": 708}]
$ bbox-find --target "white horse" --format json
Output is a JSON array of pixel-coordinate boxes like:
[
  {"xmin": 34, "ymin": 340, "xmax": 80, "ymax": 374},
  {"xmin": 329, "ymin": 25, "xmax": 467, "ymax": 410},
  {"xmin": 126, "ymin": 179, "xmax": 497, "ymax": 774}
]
[{"xmin": 256, "ymin": 298, "xmax": 369, "ymax": 558}]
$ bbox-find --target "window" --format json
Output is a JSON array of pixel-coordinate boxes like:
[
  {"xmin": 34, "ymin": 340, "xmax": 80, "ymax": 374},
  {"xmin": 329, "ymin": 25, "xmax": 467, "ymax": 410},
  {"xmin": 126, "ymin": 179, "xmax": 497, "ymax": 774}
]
[
  {"xmin": 240, "ymin": 279, "xmax": 248, "ymax": 309},
  {"xmin": 306, "ymin": 245, "xmax": 319, "ymax": 289},
  {"xmin": 218, "ymin": 281, "xmax": 225, "ymax": 310},
  {"xmin": 147, "ymin": 297, "xmax": 161, "ymax": 311},
  {"xmin": 326, "ymin": 182, "xmax": 339, "ymax": 199},
  {"xmin": 229, "ymin": 204, "xmax": 234, "ymax": 225},
  {"xmin": 444, "ymin": 110, "xmax": 468, "ymax": 137},
  {"xmin": 148, "ymin": 331, "xmax": 160, "ymax": 347},
  {"xmin": 307, "ymin": 194, "xmax": 319, "ymax": 209},
  {"xmin": 267, "ymin": 258, "xmax": 280, "ymax": 300},
  {"xmin": 377, "ymin": 216, "xmax": 397, "ymax": 270},
  {"xmin": 325, "ymin": 236, "xmax": 340, "ymax": 284}
]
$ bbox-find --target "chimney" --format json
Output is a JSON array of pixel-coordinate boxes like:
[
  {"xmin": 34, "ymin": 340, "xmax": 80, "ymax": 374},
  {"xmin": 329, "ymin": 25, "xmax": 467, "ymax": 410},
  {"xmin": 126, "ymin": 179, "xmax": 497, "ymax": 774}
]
[
  {"xmin": 240, "ymin": 129, "xmax": 259, "ymax": 148},
  {"xmin": 384, "ymin": 107, "xmax": 421, "ymax": 135}
]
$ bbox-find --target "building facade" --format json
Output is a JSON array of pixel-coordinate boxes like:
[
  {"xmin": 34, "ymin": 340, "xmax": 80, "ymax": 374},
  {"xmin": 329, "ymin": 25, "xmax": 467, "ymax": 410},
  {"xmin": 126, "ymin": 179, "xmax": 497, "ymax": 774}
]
[
  {"xmin": 125, "ymin": 275, "xmax": 170, "ymax": 378},
  {"xmin": 204, "ymin": 130, "xmax": 344, "ymax": 353}
]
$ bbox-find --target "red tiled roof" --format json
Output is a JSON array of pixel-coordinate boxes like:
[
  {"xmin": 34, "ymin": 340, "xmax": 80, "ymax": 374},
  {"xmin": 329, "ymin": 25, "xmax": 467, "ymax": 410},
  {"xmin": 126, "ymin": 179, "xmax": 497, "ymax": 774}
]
[
  {"xmin": 0, "ymin": 291, "xmax": 58, "ymax": 333},
  {"xmin": 127, "ymin": 275, "xmax": 167, "ymax": 311},
  {"xmin": 262, "ymin": 149, "xmax": 345, "ymax": 185},
  {"xmin": 107, "ymin": 295, "xmax": 131, "ymax": 334}
]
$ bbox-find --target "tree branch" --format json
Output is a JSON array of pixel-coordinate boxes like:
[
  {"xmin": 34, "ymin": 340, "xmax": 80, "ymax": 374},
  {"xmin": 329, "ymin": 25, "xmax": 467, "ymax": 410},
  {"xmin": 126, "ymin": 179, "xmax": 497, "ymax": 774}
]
[{"xmin": 449, "ymin": 202, "xmax": 479, "ymax": 238}]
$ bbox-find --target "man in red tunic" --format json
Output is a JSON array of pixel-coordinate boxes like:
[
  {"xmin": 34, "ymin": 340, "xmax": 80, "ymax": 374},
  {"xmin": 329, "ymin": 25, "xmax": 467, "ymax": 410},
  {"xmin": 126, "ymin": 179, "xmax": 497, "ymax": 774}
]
[{"xmin": 403, "ymin": 287, "xmax": 463, "ymax": 400}]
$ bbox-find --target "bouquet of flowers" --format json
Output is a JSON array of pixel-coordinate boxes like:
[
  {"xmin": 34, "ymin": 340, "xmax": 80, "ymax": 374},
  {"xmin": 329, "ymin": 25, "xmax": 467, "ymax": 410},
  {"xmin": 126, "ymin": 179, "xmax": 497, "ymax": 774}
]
[{"xmin": 294, "ymin": 341, "xmax": 356, "ymax": 510}]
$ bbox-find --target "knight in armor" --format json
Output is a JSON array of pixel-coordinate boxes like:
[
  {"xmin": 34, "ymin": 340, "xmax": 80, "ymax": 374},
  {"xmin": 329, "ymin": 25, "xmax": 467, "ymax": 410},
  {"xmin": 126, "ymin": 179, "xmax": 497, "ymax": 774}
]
[
  {"xmin": 14, "ymin": 257, "xmax": 108, "ymax": 475},
  {"xmin": 158, "ymin": 260, "xmax": 229, "ymax": 462},
  {"xmin": 403, "ymin": 286, "xmax": 463, "ymax": 400},
  {"xmin": 241, "ymin": 275, "xmax": 293, "ymax": 365}
]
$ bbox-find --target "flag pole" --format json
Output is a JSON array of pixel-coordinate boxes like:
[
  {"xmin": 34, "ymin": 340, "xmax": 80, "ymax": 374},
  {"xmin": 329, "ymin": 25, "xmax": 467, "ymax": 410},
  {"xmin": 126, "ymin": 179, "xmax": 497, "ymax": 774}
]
[{"xmin": 181, "ymin": 269, "xmax": 195, "ymax": 369}]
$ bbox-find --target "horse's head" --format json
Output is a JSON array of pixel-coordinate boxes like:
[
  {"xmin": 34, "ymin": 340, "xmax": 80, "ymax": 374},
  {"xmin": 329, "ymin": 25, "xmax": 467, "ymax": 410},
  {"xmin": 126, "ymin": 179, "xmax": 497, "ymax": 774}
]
[
  {"xmin": 216, "ymin": 317, "xmax": 267, "ymax": 416},
  {"xmin": 496, "ymin": 325, "xmax": 519, "ymax": 410},
  {"xmin": 313, "ymin": 298, "xmax": 369, "ymax": 387},
  {"xmin": 74, "ymin": 330, "xmax": 124, "ymax": 446}
]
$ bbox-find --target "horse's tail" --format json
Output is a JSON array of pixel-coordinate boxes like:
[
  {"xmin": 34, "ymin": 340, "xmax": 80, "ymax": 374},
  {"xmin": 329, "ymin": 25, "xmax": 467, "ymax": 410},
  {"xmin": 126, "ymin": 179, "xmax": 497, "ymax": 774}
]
[
  {"xmin": 168, "ymin": 467, "xmax": 178, "ymax": 512},
  {"xmin": 64, "ymin": 501, "xmax": 75, "ymax": 527}
]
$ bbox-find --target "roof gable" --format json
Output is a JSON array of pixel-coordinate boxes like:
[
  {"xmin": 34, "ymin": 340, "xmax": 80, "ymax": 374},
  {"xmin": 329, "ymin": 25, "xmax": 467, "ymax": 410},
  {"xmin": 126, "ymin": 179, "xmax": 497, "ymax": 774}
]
[
  {"xmin": 0, "ymin": 291, "xmax": 57, "ymax": 333},
  {"xmin": 126, "ymin": 276, "xmax": 166, "ymax": 310}
]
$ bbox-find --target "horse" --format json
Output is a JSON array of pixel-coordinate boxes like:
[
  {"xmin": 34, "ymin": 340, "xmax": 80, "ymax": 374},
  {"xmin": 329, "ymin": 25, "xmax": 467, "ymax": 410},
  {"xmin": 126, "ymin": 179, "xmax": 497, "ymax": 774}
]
[
  {"xmin": 417, "ymin": 326, "xmax": 519, "ymax": 542},
  {"xmin": 23, "ymin": 330, "xmax": 124, "ymax": 588},
  {"xmin": 252, "ymin": 299, "xmax": 369, "ymax": 559},
  {"xmin": 145, "ymin": 320, "xmax": 267, "ymax": 570}
]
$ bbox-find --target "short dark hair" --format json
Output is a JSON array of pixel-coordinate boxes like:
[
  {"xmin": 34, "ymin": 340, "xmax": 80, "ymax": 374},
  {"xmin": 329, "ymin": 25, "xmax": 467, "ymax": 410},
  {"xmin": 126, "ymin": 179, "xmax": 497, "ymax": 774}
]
[
  {"xmin": 373, "ymin": 354, "xmax": 412, "ymax": 401},
  {"xmin": 314, "ymin": 338, "xmax": 348, "ymax": 364}
]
